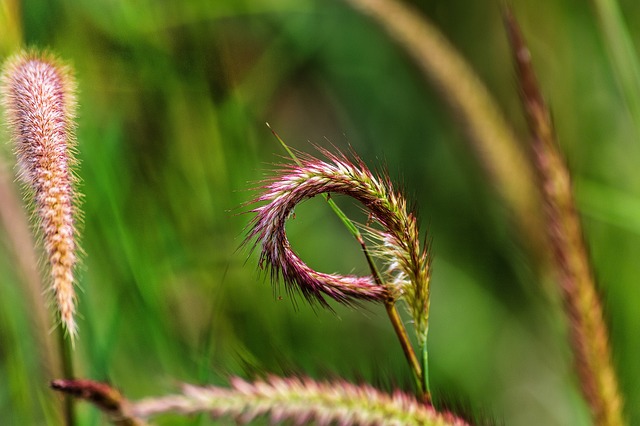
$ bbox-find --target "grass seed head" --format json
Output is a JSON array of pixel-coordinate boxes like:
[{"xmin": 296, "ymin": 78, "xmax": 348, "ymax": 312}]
[
  {"xmin": 245, "ymin": 149, "xmax": 430, "ymax": 328},
  {"xmin": 1, "ymin": 50, "xmax": 80, "ymax": 340}
]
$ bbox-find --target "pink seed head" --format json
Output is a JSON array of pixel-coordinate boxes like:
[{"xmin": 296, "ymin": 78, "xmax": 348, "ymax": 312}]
[{"xmin": 1, "ymin": 50, "xmax": 80, "ymax": 340}]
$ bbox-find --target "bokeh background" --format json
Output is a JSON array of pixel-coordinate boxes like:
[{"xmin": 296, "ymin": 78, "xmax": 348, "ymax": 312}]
[{"xmin": 1, "ymin": 0, "xmax": 640, "ymax": 424}]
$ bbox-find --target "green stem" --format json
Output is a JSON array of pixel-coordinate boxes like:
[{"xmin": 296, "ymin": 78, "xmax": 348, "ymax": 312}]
[
  {"xmin": 421, "ymin": 334, "xmax": 431, "ymax": 401},
  {"xmin": 269, "ymin": 124, "xmax": 426, "ymax": 398},
  {"xmin": 385, "ymin": 302, "xmax": 425, "ymax": 399},
  {"xmin": 58, "ymin": 328, "xmax": 76, "ymax": 426}
]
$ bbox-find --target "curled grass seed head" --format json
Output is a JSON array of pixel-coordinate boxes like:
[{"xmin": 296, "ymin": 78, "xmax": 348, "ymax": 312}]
[
  {"xmin": 245, "ymin": 149, "xmax": 430, "ymax": 325},
  {"xmin": 1, "ymin": 50, "xmax": 80, "ymax": 340}
]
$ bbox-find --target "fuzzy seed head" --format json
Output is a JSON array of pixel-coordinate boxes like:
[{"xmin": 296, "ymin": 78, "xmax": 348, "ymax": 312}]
[
  {"xmin": 131, "ymin": 375, "xmax": 470, "ymax": 425},
  {"xmin": 1, "ymin": 50, "xmax": 79, "ymax": 340},
  {"xmin": 245, "ymin": 149, "xmax": 430, "ymax": 329}
]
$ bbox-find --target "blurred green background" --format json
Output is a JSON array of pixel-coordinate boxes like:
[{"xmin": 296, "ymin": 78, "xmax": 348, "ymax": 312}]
[{"xmin": 1, "ymin": 0, "xmax": 640, "ymax": 424}]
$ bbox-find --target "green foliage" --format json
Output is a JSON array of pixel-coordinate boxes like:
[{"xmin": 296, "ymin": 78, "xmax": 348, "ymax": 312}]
[{"xmin": 1, "ymin": 0, "xmax": 639, "ymax": 424}]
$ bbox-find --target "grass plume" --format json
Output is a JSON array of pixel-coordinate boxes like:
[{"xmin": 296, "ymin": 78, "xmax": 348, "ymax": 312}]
[
  {"xmin": 127, "ymin": 376, "xmax": 470, "ymax": 425},
  {"xmin": 1, "ymin": 50, "xmax": 80, "ymax": 340}
]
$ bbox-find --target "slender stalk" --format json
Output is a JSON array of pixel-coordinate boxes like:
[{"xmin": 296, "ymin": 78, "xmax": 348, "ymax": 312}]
[
  {"xmin": 267, "ymin": 124, "xmax": 426, "ymax": 398},
  {"xmin": 360, "ymin": 230, "xmax": 427, "ymax": 400},
  {"xmin": 58, "ymin": 329, "xmax": 76, "ymax": 426},
  {"xmin": 504, "ymin": 9, "xmax": 624, "ymax": 426},
  {"xmin": 385, "ymin": 302, "xmax": 425, "ymax": 399},
  {"xmin": 360, "ymin": 221, "xmax": 427, "ymax": 399},
  {"xmin": 421, "ymin": 333, "xmax": 431, "ymax": 399}
]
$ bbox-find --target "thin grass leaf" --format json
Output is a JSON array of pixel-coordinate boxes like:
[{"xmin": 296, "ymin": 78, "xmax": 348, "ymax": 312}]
[
  {"xmin": 342, "ymin": 0, "xmax": 543, "ymax": 254},
  {"xmin": 591, "ymin": 0, "xmax": 640, "ymax": 139}
]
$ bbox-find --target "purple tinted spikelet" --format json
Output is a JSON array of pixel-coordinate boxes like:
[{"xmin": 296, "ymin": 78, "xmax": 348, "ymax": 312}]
[
  {"xmin": 130, "ymin": 375, "xmax": 470, "ymax": 425},
  {"xmin": 246, "ymin": 149, "xmax": 430, "ymax": 320},
  {"xmin": 1, "ymin": 51, "xmax": 79, "ymax": 340}
]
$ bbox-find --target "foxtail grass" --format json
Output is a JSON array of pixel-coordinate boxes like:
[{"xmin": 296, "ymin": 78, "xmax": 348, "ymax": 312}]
[
  {"xmin": 53, "ymin": 377, "xmax": 470, "ymax": 426},
  {"xmin": 505, "ymin": 9, "xmax": 625, "ymax": 426},
  {"xmin": 245, "ymin": 144, "xmax": 431, "ymax": 398},
  {"xmin": 1, "ymin": 50, "xmax": 80, "ymax": 340},
  {"xmin": 1, "ymin": 49, "xmax": 80, "ymax": 426},
  {"xmin": 267, "ymin": 126, "xmax": 429, "ymax": 396}
]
